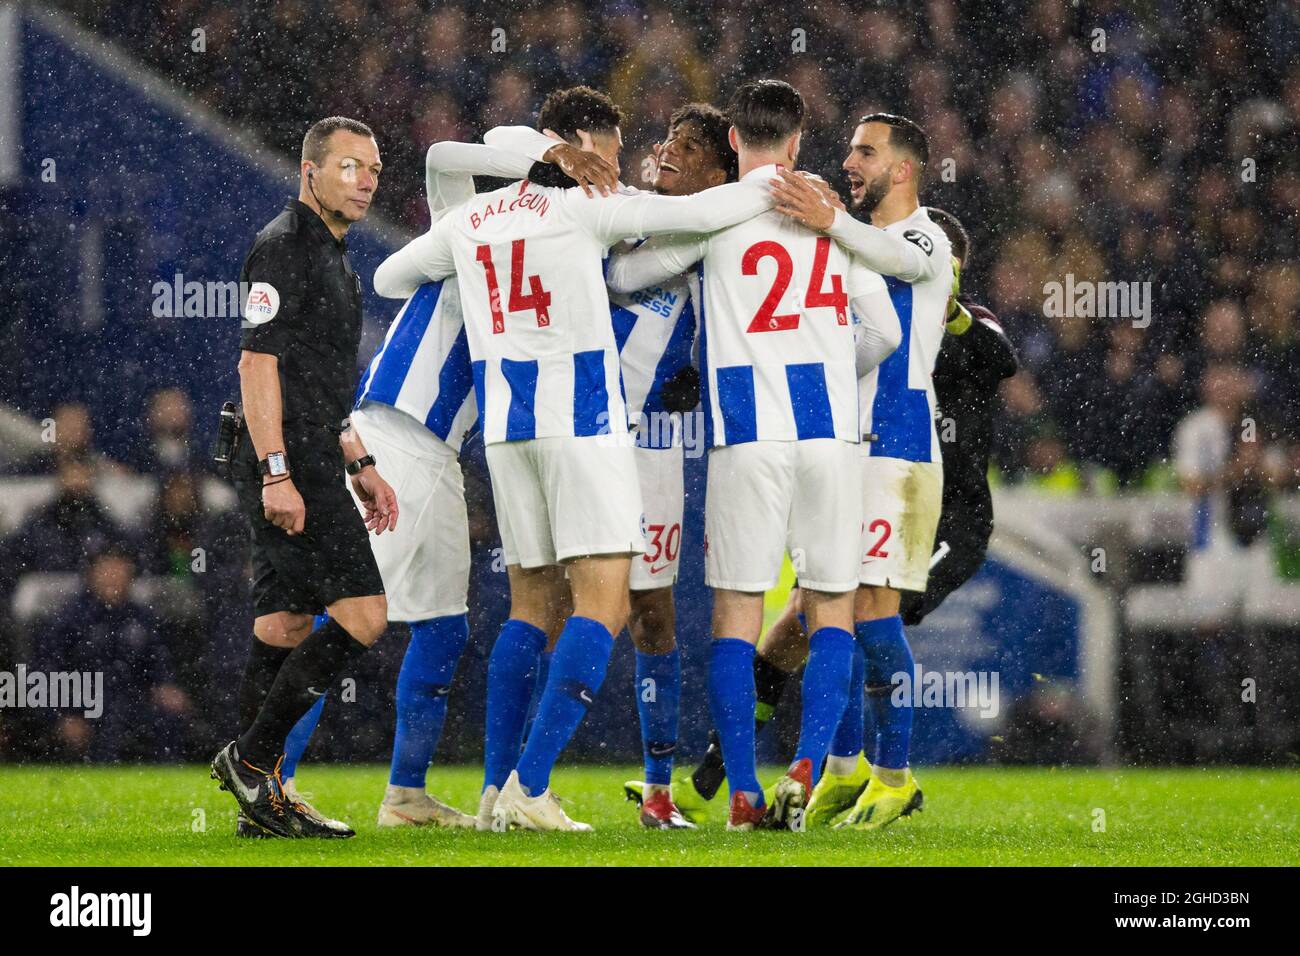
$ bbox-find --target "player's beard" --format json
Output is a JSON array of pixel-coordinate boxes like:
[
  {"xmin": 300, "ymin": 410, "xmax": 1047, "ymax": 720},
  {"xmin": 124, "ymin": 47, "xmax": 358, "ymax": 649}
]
[{"xmin": 853, "ymin": 170, "xmax": 891, "ymax": 214}]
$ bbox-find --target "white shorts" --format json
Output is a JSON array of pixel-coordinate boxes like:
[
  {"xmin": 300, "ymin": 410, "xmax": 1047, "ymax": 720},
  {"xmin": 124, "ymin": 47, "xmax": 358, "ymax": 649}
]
[
  {"xmin": 348, "ymin": 402, "xmax": 469, "ymax": 622},
  {"xmin": 1183, "ymin": 533, "xmax": 1275, "ymax": 618},
  {"xmin": 705, "ymin": 439, "xmax": 861, "ymax": 593},
  {"xmin": 485, "ymin": 435, "xmax": 646, "ymax": 569},
  {"xmin": 630, "ymin": 444, "xmax": 685, "ymax": 591},
  {"xmin": 859, "ymin": 455, "xmax": 943, "ymax": 592}
]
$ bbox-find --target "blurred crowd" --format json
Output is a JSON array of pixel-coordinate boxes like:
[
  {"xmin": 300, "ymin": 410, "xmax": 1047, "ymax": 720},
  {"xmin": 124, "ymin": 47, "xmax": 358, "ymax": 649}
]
[
  {"xmin": 0, "ymin": 391, "xmax": 254, "ymax": 760},
  {"xmin": 0, "ymin": 388, "xmax": 506, "ymax": 763},
  {"xmin": 56, "ymin": 0, "xmax": 1300, "ymax": 494}
]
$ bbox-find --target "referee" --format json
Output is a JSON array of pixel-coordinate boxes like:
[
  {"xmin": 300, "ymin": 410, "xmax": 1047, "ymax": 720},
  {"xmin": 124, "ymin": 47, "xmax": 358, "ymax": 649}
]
[{"xmin": 211, "ymin": 116, "xmax": 399, "ymax": 839}]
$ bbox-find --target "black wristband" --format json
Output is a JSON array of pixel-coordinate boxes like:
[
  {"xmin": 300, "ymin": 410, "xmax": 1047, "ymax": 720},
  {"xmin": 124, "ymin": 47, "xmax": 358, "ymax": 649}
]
[{"xmin": 345, "ymin": 454, "xmax": 376, "ymax": 476}]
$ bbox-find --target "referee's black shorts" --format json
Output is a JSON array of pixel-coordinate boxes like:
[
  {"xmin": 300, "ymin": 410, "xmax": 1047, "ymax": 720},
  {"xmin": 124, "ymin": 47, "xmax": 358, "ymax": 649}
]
[{"xmin": 232, "ymin": 428, "xmax": 384, "ymax": 617}]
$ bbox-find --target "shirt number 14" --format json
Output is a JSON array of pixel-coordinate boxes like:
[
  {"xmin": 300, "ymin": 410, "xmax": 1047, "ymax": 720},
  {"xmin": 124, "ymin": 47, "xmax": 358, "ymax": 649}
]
[{"xmin": 475, "ymin": 239, "xmax": 552, "ymax": 333}]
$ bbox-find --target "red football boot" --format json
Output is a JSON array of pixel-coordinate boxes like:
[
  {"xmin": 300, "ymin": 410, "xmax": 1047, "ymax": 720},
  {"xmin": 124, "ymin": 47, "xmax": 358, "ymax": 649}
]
[
  {"xmin": 726, "ymin": 789, "xmax": 767, "ymax": 831},
  {"xmin": 639, "ymin": 787, "xmax": 696, "ymax": 829}
]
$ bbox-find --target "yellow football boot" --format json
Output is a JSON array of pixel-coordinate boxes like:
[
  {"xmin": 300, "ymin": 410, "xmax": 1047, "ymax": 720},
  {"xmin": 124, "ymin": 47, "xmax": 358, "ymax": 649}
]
[
  {"xmin": 806, "ymin": 751, "xmax": 873, "ymax": 828},
  {"xmin": 834, "ymin": 769, "xmax": 923, "ymax": 830}
]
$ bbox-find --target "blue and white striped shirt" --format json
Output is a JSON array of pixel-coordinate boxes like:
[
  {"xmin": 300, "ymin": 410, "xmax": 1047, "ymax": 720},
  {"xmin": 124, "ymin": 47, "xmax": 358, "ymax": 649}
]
[
  {"xmin": 354, "ymin": 280, "xmax": 478, "ymax": 453},
  {"xmin": 608, "ymin": 273, "xmax": 695, "ymax": 449},
  {"xmin": 857, "ymin": 209, "xmax": 952, "ymax": 464}
]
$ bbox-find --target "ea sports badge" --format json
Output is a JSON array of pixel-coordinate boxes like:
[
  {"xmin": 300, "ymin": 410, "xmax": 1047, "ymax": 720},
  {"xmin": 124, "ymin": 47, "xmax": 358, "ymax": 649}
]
[{"xmin": 243, "ymin": 282, "xmax": 280, "ymax": 325}]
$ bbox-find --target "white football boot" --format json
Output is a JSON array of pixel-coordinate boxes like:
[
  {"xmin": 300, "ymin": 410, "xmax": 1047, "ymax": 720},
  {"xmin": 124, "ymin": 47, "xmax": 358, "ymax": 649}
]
[
  {"xmin": 476, "ymin": 785, "xmax": 500, "ymax": 831},
  {"xmin": 491, "ymin": 770, "xmax": 592, "ymax": 832},
  {"xmin": 377, "ymin": 784, "xmax": 475, "ymax": 828}
]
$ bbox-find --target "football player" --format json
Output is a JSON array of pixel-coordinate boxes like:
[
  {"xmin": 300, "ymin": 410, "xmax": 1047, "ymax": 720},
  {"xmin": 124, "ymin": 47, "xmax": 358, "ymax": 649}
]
[
  {"xmin": 769, "ymin": 114, "xmax": 954, "ymax": 828},
  {"xmin": 672, "ymin": 207, "xmax": 1018, "ymax": 827}
]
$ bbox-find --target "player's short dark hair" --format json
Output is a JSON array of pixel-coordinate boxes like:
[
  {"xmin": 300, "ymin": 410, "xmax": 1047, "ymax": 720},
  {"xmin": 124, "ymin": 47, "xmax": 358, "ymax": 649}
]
[
  {"xmin": 301, "ymin": 116, "xmax": 375, "ymax": 166},
  {"xmin": 668, "ymin": 102, "xmax": 739, "ymax": 182},
  {"xmin": 537, "ymin": 85, "xmax": 624, "ymax": 144},
  {"xmin": 858, "ymin": 112, "xmax": 929, "ymax": 169},
  {"xmin": 727, "ymin": 80, "xmax": 804, "ymax": 148},
  {"xmin": 927, "ymin": 207, "xmax": 969, "ymax": 265}
]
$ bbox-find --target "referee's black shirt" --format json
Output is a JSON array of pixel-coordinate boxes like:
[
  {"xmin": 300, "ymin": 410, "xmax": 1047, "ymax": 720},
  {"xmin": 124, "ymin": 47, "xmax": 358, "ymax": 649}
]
[
  {"xmin": 238, "ymin": 199, "xmax": 364, "ymax": 444},
  {"xmin": 231, "ymin": 200, "xmax": 386, "ymax": 615}
]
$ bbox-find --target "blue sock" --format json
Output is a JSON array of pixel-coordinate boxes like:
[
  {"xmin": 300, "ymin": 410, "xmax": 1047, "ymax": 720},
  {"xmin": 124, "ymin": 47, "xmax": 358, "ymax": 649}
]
[
  {"xmin": 830, "ymin": 641, "xmax": 866, "ymax": 758},
  {"xmin": 635, "ymin": 648, "xmax": 681, "ymax": 786},
  {"xmin": 388, "ymin": 615, "xmax": 470, "ymax": 789},
  {"xmin": 515, "ymin": 617, "xmax": 615, "ymax": 795},
  {"xmin": 708, "ymin": 638, "xmax": 762, "ymax": 801},
  {"xmin": 857, "ymin": 616, "xmax": 913, "ymax": 770},
  {"xmin": 483, "ymin": 619, "xmax": 547, "ymax": 792},
  {"xmin": 280, "ymin": 613, "xmax": 331, "ymax": 777},
  {"xmin": 793, "ymin": 627, "xmax": 854, "ymax": 784},
  {"xmin": 281, "ymin": 694, "xmax": 324, "ymax": 778},
  {"xmin": 522, "ymin": 650, "xmax": 553, "ymax": 745}
]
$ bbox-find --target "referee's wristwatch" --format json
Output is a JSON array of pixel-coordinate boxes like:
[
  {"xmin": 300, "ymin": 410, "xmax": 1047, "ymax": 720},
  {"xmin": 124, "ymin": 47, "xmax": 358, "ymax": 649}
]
[
  {"xmin": 346, "ymin": 454, "xmax": 376, "ymax": 476},
  {"xmin": 258, "ymin": 451, "xmax": 289, "ymax": 478}
]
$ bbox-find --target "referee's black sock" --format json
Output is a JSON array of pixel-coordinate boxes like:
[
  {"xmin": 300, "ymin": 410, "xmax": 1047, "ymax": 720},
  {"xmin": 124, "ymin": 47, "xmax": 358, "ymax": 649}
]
[
  {"xmin": 237, "ymin": 637, "xmax": 293, "ymax": 731},
  {"xmin": 691, "ymin": 654, "xmax": 796, "ymax": 802},
  {"xmin": 691, "ymin": 729, "xmax": 727, "ymax": 801},
  {"xmin": 237, "ymin": 618, "xmax": 368, "ymax": 769}
]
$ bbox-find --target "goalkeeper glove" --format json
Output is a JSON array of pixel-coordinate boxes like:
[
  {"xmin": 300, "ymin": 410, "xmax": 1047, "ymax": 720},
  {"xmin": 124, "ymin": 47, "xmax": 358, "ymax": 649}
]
[
  {"xmin": 946, "ymin": 300, "xmax": 973, "ymax": 335},
  {"xmin": 945, "ymin": 255, "xmax": 972, "ymax": 334}
]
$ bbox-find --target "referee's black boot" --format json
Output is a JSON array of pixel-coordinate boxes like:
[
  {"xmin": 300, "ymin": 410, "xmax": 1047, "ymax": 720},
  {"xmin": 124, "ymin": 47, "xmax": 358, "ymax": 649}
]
[
  {"xmin": 235, "ymin": 813, "xmax": 274, "ymax": 838},
  {"xmin": 282, "ymin": 778, "xmax": 356, "ymax": 839},
  {"xmin": 211, "ymin": 742, "xmax": 300, "ymax": 838}
]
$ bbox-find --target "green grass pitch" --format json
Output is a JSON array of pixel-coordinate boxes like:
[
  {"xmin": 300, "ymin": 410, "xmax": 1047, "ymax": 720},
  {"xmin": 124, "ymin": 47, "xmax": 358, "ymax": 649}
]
[{"xmin": 1, "ymin": 765, "xmax": 1296, "ymax": 866}]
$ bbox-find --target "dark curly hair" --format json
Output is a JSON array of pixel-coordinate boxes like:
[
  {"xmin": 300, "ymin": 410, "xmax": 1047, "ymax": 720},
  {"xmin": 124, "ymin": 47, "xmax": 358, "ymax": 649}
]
[
  {"xmin": 668, "ymin": 102, "xmax": 738, "ymax": 182},
  {"xmin": 537, "ymin": 85, "xmax": 624, "ymax": 144}
]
